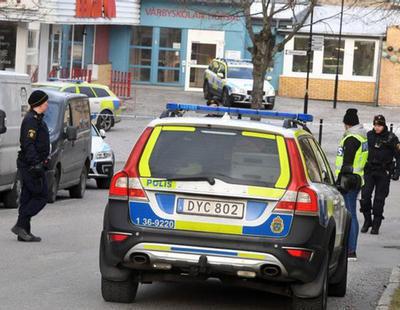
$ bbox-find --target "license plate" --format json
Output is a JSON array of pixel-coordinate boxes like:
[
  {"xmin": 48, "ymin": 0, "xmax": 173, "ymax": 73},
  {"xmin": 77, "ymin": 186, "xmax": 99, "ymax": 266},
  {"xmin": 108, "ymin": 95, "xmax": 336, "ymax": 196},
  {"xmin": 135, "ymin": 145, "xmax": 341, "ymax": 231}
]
[{"xmin": 177, "ymin": 198, "xmax": 245, "ymax": 219}]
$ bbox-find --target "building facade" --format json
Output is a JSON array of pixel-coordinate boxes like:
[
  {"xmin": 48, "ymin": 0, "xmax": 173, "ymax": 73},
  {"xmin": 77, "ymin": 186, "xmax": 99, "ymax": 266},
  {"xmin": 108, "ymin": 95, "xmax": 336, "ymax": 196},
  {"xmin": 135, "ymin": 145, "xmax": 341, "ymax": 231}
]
[{"xmin": 0, "ymin": 0, "xmax": 40, "ymax": 77}]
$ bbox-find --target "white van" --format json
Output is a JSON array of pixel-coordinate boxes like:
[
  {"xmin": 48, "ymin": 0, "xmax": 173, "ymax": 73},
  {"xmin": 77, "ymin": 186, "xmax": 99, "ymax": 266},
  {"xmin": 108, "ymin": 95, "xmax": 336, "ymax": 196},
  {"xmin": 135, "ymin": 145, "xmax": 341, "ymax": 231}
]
[{"xmin": 0, "ymin": 72, "xmax": 30, "ymax": 208}]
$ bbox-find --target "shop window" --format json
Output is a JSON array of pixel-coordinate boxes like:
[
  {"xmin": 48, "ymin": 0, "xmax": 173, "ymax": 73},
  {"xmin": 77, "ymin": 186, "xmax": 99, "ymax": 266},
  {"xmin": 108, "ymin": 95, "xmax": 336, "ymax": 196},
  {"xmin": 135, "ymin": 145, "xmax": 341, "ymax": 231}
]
[
  {"xmin": 131, "ymin": 26, "xmax": 152, "ymax": 47},
  {"xmin": 130, "ymin": 48, "xmax": 152, "ymax": 66},
  {"xmin": 160, "ymin": 28, "xmax": 181, "ymax": 48},
  {"xmin": 292, "ymin": 37, "xmax": 313, "ymax": 73},
  {"xmin": 191, "ymin": 43, "xmax": 216, "ymax": 66},
  {"xmin": 158, "ymin": 50, "xmax": 180, "ymax": 68},
  {"xmin": 353, "ymin": 41, "xmax": 375, "ymax": 76},
  {"xmin": 130, "ymin": 67, "xmax": 151, "ymax": 82},
  {"xmin": 323, "ymin": 39, "xmax": 344, "ymax": 75},
  {"xmin": 158, "ymin": 69, "xmax": 179, "ymax": 83},
  {"xmin": 0, "ymin": 22, "xmax": 17, "ymax": 70}
]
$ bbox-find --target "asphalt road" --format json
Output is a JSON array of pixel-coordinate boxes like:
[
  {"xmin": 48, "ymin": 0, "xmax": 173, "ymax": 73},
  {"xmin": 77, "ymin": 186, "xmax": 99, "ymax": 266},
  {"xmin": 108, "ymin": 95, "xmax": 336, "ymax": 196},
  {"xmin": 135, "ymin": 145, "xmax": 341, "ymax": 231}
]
[{"xmin": 1, "ymin": 93, "xmax": 400, "ymax": 309}]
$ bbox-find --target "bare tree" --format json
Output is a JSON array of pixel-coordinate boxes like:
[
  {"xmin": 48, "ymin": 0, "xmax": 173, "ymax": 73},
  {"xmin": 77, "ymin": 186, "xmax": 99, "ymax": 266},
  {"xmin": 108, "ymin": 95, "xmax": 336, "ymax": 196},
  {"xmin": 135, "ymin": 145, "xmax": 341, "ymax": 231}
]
[{"xmin": 0, "ymin": 0, "xmax": 45, "ymax": 21}]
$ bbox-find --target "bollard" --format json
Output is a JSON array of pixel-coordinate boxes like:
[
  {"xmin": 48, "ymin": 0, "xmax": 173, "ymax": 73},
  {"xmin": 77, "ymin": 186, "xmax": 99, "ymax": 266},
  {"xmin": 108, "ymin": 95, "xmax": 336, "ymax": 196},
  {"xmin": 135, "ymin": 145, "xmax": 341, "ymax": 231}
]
[
  {"xmin": 318, "ymin": 119, "xmax": 323, "ymax": 145},
  {"xmin": 390, "ymin": 123, "xmax": 393, "ymax": 133}
]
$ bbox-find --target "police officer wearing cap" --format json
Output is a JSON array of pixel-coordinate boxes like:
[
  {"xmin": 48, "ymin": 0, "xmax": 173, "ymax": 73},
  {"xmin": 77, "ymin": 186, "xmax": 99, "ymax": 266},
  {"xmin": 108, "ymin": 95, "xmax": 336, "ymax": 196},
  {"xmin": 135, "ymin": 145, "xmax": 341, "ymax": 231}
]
[
  {"xmin": 335, "ymin": 109, "xmax": 368, "ymax": 261},
  {"xmin": 11, "ymin": 90, "xmax": 50, "ymax": 242},
  {"xmin": 360, "ymin": 115, "xmax": 400, "ymax": 235}
]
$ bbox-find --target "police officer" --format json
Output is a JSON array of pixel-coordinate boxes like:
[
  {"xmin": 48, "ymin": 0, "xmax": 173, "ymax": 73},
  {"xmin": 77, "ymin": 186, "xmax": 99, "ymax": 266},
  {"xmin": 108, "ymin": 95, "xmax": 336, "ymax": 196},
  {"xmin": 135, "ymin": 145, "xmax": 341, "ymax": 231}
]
[
  {"xmin": 11, "ymin": 90, "xmax": 50, "ymax": 242},
  {"xmin": 360, "ymin": 115, "xmax": 400, "ymax": 235},
  {"xmin": 335, "ymin": 109, "xmax": 368, "ymax": 261}
]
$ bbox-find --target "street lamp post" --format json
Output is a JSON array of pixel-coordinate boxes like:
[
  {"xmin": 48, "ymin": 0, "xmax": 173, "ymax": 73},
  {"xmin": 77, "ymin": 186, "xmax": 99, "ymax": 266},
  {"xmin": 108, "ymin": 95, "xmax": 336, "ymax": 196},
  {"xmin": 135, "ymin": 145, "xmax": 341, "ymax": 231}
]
[
  {"xmin": 333, "ymin": 0, "xmax": 345, "ymax": 109},
  {"xmin": 304, "ymin": 3, "xmax": 314, "ymax": 114}
]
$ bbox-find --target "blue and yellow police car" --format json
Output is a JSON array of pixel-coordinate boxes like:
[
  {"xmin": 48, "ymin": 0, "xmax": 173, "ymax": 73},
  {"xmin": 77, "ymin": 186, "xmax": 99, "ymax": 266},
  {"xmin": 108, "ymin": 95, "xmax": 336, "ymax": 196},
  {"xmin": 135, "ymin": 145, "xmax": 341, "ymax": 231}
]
[{"xmin": 99, "ymin": 104, "xmax": 351, "ymax": 310}]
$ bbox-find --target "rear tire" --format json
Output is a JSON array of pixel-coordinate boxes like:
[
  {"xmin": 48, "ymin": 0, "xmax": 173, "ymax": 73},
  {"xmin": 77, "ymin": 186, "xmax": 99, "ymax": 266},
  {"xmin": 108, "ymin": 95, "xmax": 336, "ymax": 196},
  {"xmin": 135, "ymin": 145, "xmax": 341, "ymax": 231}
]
[
  {"xmin": 69, "ymin": 166, "xmax": 87, "ymax": 199},
  {"xmin": 101, "ymin": 276, "xmax": 138, "ymax": 303},
  {"xmin": 329, "ymin": 219, "xmax": 350, "ymax": 297},
  {"xmin": 203, "ymin": 81, "xmax": 211, "ymax": 100},
  {"xmin": 292, "ymin": 258, "xmax": 328, "ymax": 310},
  {"xmin": 2, "ymin": 175, "xmax": 21, "ymax": 209},
  {"xmin": 221, "ymin": 89, "xmax": 232, "ymax": 107},
  {"xmin": 96, "ymin": 178, "xmax": 111, "ymax": 189},
  {"xmin": 48, "ymin": 168, "xmax": 60, "ymax": 203}
]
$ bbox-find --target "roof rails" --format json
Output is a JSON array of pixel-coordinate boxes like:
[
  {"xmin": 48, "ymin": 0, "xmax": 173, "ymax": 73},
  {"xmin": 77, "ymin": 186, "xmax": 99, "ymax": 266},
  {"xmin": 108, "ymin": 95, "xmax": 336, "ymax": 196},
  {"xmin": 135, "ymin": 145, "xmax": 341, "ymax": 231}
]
[{"xmin": 164, "ymin": 103, "xmax": 313, "ymax": 124}]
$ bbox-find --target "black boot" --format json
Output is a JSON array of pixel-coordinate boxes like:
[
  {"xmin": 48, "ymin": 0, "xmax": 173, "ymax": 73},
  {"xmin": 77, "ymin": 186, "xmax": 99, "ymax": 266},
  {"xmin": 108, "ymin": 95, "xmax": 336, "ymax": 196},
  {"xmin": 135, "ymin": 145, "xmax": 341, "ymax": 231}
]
[
  {"xmin": 360, "ymin": 212, "xmax": 372, "ymax": 233},
  {"xmin": 370, "ymin": 217, "xmax": 382, "ymax": 235}
]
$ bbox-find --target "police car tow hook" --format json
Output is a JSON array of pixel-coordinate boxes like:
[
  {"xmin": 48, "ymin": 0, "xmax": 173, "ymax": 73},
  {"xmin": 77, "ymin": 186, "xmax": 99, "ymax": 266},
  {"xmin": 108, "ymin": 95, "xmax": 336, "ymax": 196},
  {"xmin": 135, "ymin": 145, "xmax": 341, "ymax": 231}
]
[
  {"xmin": 130, "ymin": 253, "xmax": 150, "ymax": 265},
  {"xmin": 260, "ymin": 264, "xmax": 281, "ymax": 277}
]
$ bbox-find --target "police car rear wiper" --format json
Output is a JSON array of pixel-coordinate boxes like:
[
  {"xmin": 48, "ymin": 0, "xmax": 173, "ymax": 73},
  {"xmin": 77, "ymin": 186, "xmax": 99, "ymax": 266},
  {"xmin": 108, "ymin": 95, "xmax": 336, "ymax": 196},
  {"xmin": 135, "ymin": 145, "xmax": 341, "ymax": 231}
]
[{"xmin": 166, "ymin": 176, "xmax": 216, "ymax": 185}]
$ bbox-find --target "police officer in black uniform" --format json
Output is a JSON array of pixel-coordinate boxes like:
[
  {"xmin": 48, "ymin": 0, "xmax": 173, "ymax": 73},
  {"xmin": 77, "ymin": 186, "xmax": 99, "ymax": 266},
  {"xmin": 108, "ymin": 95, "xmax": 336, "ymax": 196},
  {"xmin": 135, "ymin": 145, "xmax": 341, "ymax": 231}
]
[
  {"xmin": 11, "ymin": 90, "xmax": 50, "ymax": 242},
  {"xmin": 360, "ymin": 115, "xmax": 400, "ymax": 235}
]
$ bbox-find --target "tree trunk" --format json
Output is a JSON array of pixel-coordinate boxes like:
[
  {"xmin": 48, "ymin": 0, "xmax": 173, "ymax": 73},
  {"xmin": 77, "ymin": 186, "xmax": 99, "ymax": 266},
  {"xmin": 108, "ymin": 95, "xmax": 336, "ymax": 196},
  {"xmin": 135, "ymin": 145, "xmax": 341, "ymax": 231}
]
[{"xmin": 251, "ymin": 30, "xmax": 274, "ymax": 110}]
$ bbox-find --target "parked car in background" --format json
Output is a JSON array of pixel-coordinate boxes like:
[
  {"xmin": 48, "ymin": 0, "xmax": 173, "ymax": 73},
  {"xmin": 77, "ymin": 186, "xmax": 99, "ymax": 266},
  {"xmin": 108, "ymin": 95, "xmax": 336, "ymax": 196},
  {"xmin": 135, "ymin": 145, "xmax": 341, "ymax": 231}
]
[
  {"xmin": 203, "ymin": 59, "xmax": 275, "ymax": 110},
  {"xmin": 100, "ymin": 104, "xmax": 351, "ymax": 310},
  {"xmin": 89, "ymin": 124, "xmax": 114, "ymax": 189},
  {"xmin": 0, "ymin": 72, "xmax": 30, "ymax": 208},
  {"xmin": 41, "ymin": 88, "xmax": 92, "ymax": 203},
  {"xmin": 34, "ymin": 81, "xmax": 122, "ymax": 132}
]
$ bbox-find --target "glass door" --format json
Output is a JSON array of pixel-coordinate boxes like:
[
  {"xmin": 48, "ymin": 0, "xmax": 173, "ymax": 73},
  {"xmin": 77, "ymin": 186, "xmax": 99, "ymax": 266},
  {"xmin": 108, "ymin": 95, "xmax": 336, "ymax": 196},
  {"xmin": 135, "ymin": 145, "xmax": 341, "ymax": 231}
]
[{"xmin": 185, "ymin": 30, "xmax": 224, "ymax": 91}]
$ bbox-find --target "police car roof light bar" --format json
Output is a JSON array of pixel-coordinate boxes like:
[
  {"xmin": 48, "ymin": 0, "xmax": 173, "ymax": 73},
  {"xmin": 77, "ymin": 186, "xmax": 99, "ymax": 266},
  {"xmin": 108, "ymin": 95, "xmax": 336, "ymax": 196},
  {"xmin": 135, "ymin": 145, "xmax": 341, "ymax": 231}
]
[{"xmin": 166, "ymin": 103, "xmax": 313, "ymax": 123}]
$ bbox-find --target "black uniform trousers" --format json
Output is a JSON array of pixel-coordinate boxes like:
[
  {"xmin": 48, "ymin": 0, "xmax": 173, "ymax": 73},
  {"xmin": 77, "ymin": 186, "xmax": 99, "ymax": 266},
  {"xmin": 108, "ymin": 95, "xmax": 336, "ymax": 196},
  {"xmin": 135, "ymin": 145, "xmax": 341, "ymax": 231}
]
[
  {"xmin": 16, "ymin": 167, "xmax": 48, "ymax": 233},
  {"xmin": 360, "ymin": 169, "xmax": 391, "ymax": 219}
]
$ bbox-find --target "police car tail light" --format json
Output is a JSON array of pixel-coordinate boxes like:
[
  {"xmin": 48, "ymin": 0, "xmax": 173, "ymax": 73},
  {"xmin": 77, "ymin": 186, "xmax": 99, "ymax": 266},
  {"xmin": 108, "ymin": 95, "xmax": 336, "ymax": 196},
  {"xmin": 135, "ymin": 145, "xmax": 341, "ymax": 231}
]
[
  {"xmin": 295, "ymin": 186, "xmax": 319, "ymax": 215},
  {"xmin": 109, "ymin": 127, "xmax": 153, "ymax": 200},
  {"xmin": 274, "ymin": 190, "xmax": 297, "ymax": 211}
]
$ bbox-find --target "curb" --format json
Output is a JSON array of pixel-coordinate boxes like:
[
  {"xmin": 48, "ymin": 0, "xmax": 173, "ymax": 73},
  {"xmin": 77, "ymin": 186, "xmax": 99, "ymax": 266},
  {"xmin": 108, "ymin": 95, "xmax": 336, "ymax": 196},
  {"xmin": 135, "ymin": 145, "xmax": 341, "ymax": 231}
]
[{"xmin": 376, "ymin": 265, "xmax": 400, "ymax": 310}]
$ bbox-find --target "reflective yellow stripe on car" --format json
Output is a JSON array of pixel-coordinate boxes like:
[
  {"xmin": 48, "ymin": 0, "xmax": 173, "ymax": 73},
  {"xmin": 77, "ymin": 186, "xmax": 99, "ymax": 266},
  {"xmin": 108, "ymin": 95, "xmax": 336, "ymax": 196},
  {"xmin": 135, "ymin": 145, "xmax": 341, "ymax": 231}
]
[
  {"xmin": 275, "ymin": 135, "xmax": 290, "ymax": 188},
  {"xmin": 175, "ymin": 221, "xmax": 242, "ymax": 235},
  {"xmin": 247, "ymin": 186, "xmax": 285, "ymax": 199},
  {"xmin": 139, "ymin": 126, "xmax": 162, "ymax": 177}
]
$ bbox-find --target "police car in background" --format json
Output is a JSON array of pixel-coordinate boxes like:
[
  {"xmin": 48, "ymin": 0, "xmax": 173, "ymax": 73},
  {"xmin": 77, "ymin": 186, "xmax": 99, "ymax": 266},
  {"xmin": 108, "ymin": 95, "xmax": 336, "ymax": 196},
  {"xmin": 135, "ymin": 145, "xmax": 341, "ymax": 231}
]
[
  {"xmin": 100, "ymin": 104, "xmax": 351, "ymax": 310},
  {"xmin": 34, "ymin": 81, "xmax": 122, "ymax": 132},
  {"xmin": 203, "ymin": 59, "xmax": 275, "ymax": 110}
]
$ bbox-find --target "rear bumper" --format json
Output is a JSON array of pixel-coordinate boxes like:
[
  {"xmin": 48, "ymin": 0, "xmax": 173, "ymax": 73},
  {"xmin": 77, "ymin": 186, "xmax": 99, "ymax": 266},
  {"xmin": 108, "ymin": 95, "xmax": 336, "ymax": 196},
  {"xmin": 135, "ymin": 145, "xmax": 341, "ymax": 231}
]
[{"xmin": 100, "ymin": 201, "xmax": 332, "ymax": 290}]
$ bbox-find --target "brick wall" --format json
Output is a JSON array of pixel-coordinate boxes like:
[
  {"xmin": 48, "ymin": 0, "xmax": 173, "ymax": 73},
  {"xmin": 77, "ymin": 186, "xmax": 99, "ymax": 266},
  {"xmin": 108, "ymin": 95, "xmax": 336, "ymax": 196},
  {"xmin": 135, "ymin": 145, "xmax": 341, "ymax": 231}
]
[
  {"xmin": 378, "ymin": 27, "xmax": 400, "ymax": 106},
  {"xmin": 279, "ymin": 76, "xmax": 375, "ymax": 103}
]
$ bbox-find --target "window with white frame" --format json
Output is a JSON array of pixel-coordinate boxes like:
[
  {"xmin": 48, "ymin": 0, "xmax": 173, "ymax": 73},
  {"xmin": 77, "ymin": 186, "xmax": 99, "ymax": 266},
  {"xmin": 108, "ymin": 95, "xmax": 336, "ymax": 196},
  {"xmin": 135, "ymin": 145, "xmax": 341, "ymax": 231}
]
[
  {"xmin": 292, "ymin": 37, "xmax": 313, "ymax": 73},
  {"xmin": 323, "ymin": 39, "xmax": 344, "ymax": 75},
  {"xmin": 284, "ymin": 36, "xmax": 378, "ymax": 80},
  {"xmin": 353, "ymin": 41, "xmax": 375, "ymax": 76}
]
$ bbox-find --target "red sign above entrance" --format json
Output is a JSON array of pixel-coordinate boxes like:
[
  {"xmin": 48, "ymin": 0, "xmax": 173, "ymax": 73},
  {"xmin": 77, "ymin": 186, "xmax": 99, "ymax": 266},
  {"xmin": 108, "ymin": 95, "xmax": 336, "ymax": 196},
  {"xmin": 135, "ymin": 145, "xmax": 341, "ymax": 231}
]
[{"xmin": 76, "ymin": 0, "xmax": 116, "ymax": 18}]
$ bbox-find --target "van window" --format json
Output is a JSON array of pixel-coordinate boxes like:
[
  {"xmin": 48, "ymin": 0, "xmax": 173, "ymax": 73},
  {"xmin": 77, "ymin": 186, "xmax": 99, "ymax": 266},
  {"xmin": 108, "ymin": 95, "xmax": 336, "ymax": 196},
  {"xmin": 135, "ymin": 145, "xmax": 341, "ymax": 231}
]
[
  {"xmin": 79, "ymin": 86, "xmax": 96, "ymax": 98},
  {"xmin": 298, "ymin": 138, "xmax": 322, "ymax": 183},
  {"xmin": 93, "ymin": 87, "xmax": 110, "ymax": 98},
  {"xmin": 144, "ymin": 128, "xmax": 282, "ymax": 188},
  {"xmin": 43, "ymin": 101, "xmax": 61, "ymax": 134},
  {"xmin": 70, "ymin": 99, "xmax": 90, "ymax": 131}
]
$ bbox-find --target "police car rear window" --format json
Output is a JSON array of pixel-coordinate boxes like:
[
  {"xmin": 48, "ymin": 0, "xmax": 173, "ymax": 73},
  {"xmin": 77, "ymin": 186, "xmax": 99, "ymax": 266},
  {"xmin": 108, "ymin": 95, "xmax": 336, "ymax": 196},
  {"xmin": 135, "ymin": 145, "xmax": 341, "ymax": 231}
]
[{"xmin": 146, "ymin": 128, "xmax": 282, "ymax": 188}]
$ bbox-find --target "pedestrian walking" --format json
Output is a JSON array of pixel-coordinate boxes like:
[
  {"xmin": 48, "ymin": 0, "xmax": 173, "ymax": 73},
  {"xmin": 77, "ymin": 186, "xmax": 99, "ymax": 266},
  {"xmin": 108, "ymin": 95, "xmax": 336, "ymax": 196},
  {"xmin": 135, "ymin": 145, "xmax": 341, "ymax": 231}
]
[
  {"xmin": 335, "ymin": 109, "xmax": 368, "ymax": 261},
  {"xmin": 11, "ymin": 90, "xmax": 50, "ymax": 242},
  {"xmin": 360, "ymin": 115, "xmax": 400, "ymax": 235}
]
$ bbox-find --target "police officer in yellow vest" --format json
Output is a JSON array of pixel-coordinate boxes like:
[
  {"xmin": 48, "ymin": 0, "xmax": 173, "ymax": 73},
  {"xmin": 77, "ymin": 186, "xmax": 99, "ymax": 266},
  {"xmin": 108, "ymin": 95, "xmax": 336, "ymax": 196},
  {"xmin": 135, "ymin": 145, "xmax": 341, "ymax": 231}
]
[{"xmin": 335, "ymin": 109, "xmax": 368, "ymax": 261}]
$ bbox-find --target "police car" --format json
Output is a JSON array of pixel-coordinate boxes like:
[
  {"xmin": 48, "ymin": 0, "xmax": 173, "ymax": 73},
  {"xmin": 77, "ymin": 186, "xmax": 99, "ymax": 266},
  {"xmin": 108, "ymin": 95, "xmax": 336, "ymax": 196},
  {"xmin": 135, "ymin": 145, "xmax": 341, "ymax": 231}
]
[
  {"xmin": 100, "ymin": 104, "xmax": 351, "ymax": 310},
  {"xmin": 203, "ymin": 59, "xmax": 275, "ymax": 109},
  {"xmin": 34, "ymin": 81, "xmax": 122, "ymax": 132},
  {"xmin": 89, "ymin": 124, "xmax": 114, "ymax": 189}
]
